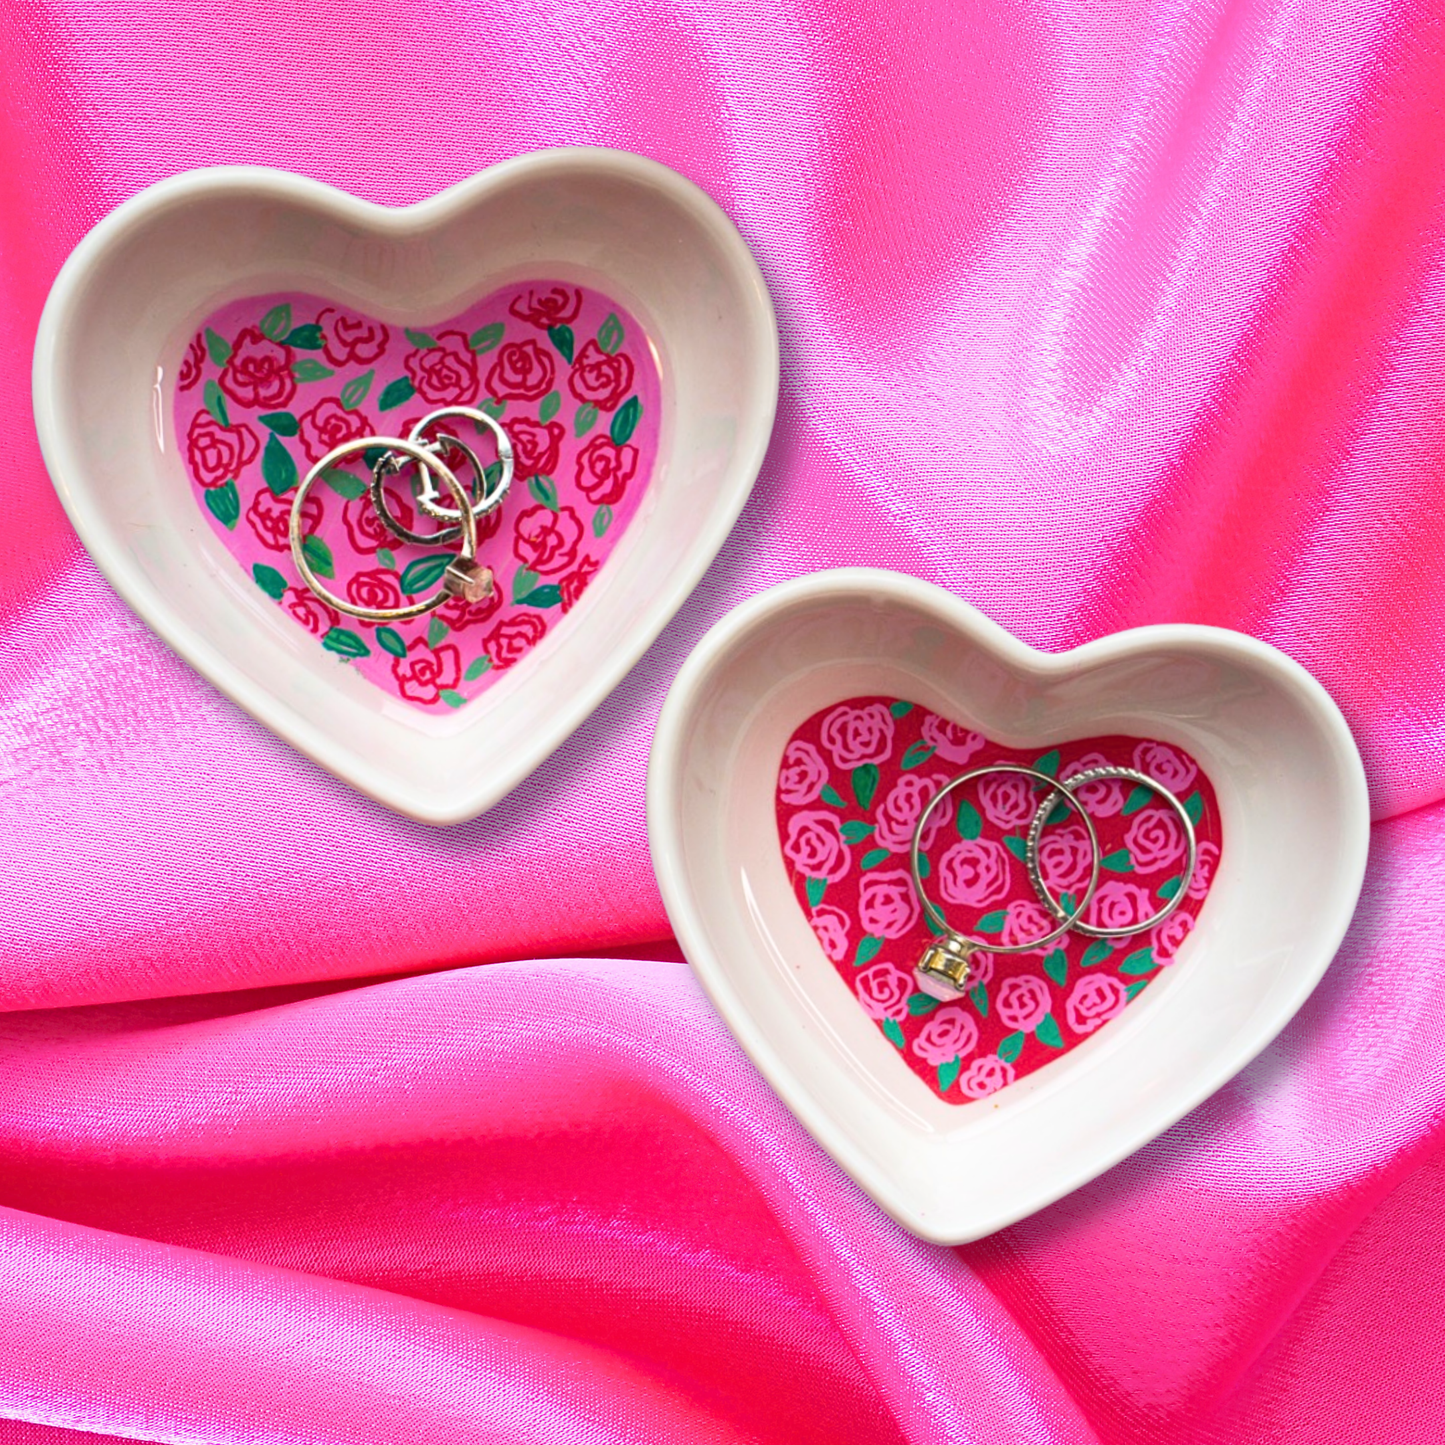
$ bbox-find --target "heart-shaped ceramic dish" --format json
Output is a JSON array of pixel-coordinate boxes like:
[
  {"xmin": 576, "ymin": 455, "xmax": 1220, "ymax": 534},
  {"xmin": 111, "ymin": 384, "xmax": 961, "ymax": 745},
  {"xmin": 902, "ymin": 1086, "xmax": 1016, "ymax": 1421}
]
[
  {"xmin": 648, "ymin": 569, "xmax": 1370, "ymax": 1242},
  {"xmin": 34, "ymin": 149, "xmax": 778, "ymax": 822}
]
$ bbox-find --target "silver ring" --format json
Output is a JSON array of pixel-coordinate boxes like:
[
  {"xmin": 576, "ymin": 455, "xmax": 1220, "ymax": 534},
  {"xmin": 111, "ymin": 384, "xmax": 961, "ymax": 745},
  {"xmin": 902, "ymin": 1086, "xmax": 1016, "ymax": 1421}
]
[
  {"xmin": 289, "ymin": 436, "xmax": 491, "ymax": 623},
  {"xmin": 1025, "ymin": 765, "xmax": 1197, "ymax": 939},
  {"xmin": 409, "ymin": 407, "xmax": 513, "ymax": 523},
  {"xmin": 369, "ymin": 432, "xmax": 491, "ymax": 547}
]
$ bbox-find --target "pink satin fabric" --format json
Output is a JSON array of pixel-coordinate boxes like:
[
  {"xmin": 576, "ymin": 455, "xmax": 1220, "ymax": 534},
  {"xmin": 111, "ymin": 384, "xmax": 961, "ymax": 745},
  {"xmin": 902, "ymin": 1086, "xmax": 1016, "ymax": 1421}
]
[{"xmin": 1, "ymin": 1, "xmax": 1443, "ymax": 1440}]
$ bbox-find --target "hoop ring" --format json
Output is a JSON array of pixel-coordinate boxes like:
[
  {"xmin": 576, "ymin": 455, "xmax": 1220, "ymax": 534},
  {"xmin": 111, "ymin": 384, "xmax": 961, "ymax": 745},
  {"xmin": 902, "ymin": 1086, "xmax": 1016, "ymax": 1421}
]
[
  {"xmin": 289, "ymin": 436, "xmax": 485, "ymax": 624},
  {"xmin": 369, "ymin": 432, "xmax": 492, "ymax": 547},
  {"xmin": 1025, "ymin": 765, "xmax": 1197, "ymax": 939},
  {"xmin": 410, "ymin": 407, "xmax": 513, "ymax": 523},
  {"xmin": 910, "ymin": 764, "xmax": 1103, "ymax": 955}
]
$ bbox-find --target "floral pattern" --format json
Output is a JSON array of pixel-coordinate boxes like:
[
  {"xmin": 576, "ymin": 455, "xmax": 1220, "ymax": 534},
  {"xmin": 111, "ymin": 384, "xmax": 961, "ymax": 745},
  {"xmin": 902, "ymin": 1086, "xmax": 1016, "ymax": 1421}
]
[
  {"xmin": 176, "ymin": 284, "xmax": 659, "ymax": 711},
  {"xmin": 775, "ymin": 699, "xmax": 1224, "ymax": 1104}
]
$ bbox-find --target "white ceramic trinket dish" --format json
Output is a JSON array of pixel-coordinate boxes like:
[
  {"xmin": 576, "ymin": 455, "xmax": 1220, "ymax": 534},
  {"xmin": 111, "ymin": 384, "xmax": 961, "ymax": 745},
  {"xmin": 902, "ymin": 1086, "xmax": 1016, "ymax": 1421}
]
[{"xmin": 647, "ymin": 569, "xmax": 1369, "ymax": 1243}]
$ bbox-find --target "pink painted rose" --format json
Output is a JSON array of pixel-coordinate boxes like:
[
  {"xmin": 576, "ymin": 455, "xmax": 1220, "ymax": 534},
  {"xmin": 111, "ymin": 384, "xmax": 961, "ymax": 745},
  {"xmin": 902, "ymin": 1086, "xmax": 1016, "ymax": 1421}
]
[
  {"xmin": 346, "ymin": 569, "xmax": 404, "ymax": 615},
  {"xmin": 392, "ymin": 639, "xmax": 462, "ymax": 705},
  {"xmin": 219, "ymin": 326, "xmax": 295, "ymax": 410},
  {"xmin": 1152, "ymin": 910, "xmax": 1195, "ymax": 963},
  {"xmin": 508, "ymin": 417, "xmax": 565, "ymax": 480},
  {"xmin": 1000, "ymin": 898, "xmax": 1058, "ymax": 952},
  {"xmin": 575, "ymin": 436, "xmax": 638, "ymax": 505},
  {"xmin": 559, "ymin": 556, "xmax": 599, "ymax": 613},
  {"xmin": 874, "ymin": 772, "xmax": 951, "ymax": 852},
  {"xmin": 1187, "ymin": 841, "xmax": 1220, "ymax": 900},
  {"xmin": 1133, "ymin": 741, "xmax": 1198, "ymax": 794},
  {"xmin": 959, "ymin": 1055, "xmax": 1016, "ymax": 1099},
  {"xmin": 297, "ymin": 398, "xmax": 373, "ymax": 464},
  {"xmin": 568, "ymin": 339, "xmax": 634, "ymax": 412},
  {"xmin": 343, "ymin": 491, "xmax": 412, "ymax": 555},
  {"xmin": 1066, "ymin": 974, "xmax": 1129, "ymax": 1035},
  {"xmin": 483, "ymin": 614, "xmax": 547, "ymax": 670},
  {"xmin": 1125, "ymin": 806, "xmax": 1186, "ymax": 872},
  {"xmin": 819, "ymin": 703, "xmax": 894, "ymax": 770},
  {"xmin": 247, "ymin": 486, "xmax": 317, "ymax": 552},
  {"xmin": 179, "ymin": 333, "xmax": 204, "ymax": 390},
  {"xmin": 782, "ymin": 811, "xmax": 850, "ymax": 882},
  {"xmin": 513, "ymin": 504, "xmax": 583, "ymax": 575},
  {"xmin": 485, "ymin": 338, "xmax": 553, "ymax": 403},
  {"xmin": 919, "ymin": 713, "xmax": 986, "ymax": 764},
  {"xmin": 509, "ymin": 286, "xmax": 583, "ymax": 329},
  {"xmin": 1062, "ymin": 751, "xmax": 1126, "ymax": 817},
  {"xmin": 963, "ymin": 950, "xmax": 996, "ymax": 990},
  {"xmin": 912, "ymin": 1007, "xmax": 978, "ymax": 1066},
  {"xmin": 937, "ymin": 838, "xmax": 1013, "ymax": 909},
  {"xmin": 778, "ymin": 740, "xmax": 829, "ymax": 806},
  {"xmin": 977, "ymin": 772, "xmax": 1036, "ymax": 830},
  {"xmin": 407, "ymin": 330, "xmax": 481, "ymax": 406},
  {"xmin": 809, "ymin": 905, "xmax": 850, "ymax": 963},
  {"xmin": 1038, "ymin": 824, "xmax": 1094, "ymax": 893},
  {"xmin": 858, "ymin": 868, "xmax": 920, "ymax": 939},
  {"xmin": 995, "ymin": 974, "xmax": 1052, "ymax": 1033},
  {"xmin": 319, "ymin": 308, "xmax": 389, "ymax": 367},
  {"xmin": 281, "ymin": 587, "xmax": 338, "ymax": 638},
  {"xmin": 186, "ymin": 412, "xmax": 258, "ymax": 488},
  {"xmin": 1083, "ymin": 880, "xmax": 1155, "ymax": 932},
  {"xmin": 855, "ymin": 964, "xmax": 912, "ymax": 1022}
]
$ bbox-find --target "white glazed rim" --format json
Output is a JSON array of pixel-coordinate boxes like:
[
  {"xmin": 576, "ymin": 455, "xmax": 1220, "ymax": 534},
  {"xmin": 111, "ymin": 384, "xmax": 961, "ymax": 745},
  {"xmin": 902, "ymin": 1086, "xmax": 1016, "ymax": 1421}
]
[
  {"xmin": 646, "ymin": 567, "xmax": 1371, "ymax": 1242},
  {"xmin": 33, "ymin": 149, "xmax": 780, "ymax": 824}
]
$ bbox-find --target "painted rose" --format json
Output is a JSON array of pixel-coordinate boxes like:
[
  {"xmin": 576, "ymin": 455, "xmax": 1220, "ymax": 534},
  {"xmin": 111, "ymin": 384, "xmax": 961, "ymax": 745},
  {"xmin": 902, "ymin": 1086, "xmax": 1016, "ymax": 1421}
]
[
  {"xmin": 559, "ymin": 556, "xmax": 599, "ymax": 613},
  {"xmin": 483, "ymin": 613, "xmax": 548, "ymax": 670},
  {"xmin": 1133, "ymin": 741, "xmax": 1198, "ymax": 794},
  {"xmin": 912, "ymin": 1007, "xmax": 978, "ymax": 1066},
  {"xmin": 873, "ymin": 772, "xmax": 951, "ymax": 853},
  {"xmin": 281, "ymin": 587, "xmax": 338, "ymax": 638},
  {"xmin": 963, "ymin": 950, "xmax": 996, "ymax": 990},
  {"xmin": 575, "ymin": 436, "xmax": 638, "ymax": 505},
  {"xmin": 1188, "ymin": 840, "xmax": 1220, "ymax": 900},
  {"xmin": 782, "ymin": 811, "xmax": 851, "ymax": 882},
  {"xmin": 392, "ymin": 639, "xmax": 462, "ymax": 706},
  {"xmin": 1062, "ymin": 751, "xmax": 1125, "ymax": 817},
  {"xmin": 809, "ymin": 905, "xmax": 850, "ymax": 963},
  {"xmin": 513, "ymin": 504, "xmax": 583, "ymax": 575},
  {"xmin": 1084, "ymin": 880, "xmax": 1155, "ymax": 933},
  {"xmin": 298, "ymin": 398, "xmax": 373, "ymax": 464},
  {"xmin": 219, "ymin": 326, "xmax": 295, "ymax": 410},
  {"xmin": 344, "ymin": 492, "xmax": 412, "ymax": 555},
  {"xmin": 438, "ymin": 584, "xmax": 502, "ymax": 632},
  {"xmin": 995, "ymin": 974, "xmax": 1052, "ymax": 1033},
  {"xmin": 319, "ymin": 308, "xmax": 389, "ymax": 367},
  {"xmin": 1037, "ymin": 824, "xmax": 1094, "ymax": 893},
  {"xmin": 248, "ymin": 487, "xmax": 317, "ymax": 552},
  {"xmin": 568, "ymin": 339, "xmax": 634, "ymax": 412},
  {"xmin": 959, "ymin": 1055, "xmax": 1016, "ymax": 1100},
  {"xmin": 186, "ymin": 412, "xmax": 258, "ymax": 488},
  {"xmin": 1152, "ymin": 910, "xmax": 1195, "ymax": 962},
  {"xmin": 919, "ymin": 713, "xmax": 985, "ymax": 764},
  {"xmin": 484, "ymin": 338, "xmax": 553, "ymax": 403},
  {"xmin": 819, "ymin": 702, "xmax": 894, "ymax": 770},
  {"xmin": 1066, "ymin": 973, "xmax": 1129, "ymax": 1035},
  {"xmin": 1125, "ymin": 806, "xmax": 1186, "ymax": 872},
  {"xmin": 179, "ymin": 333, "xmax": 205, "ymax": 390},
  {"xmin": 346, "ymin": 569, "xmax": 404, "ymax": 615},
  {"xmin": 858, "ymin": 868, "xmax": 920, "ymax": 939},
  {"xmin": 509, "ymin": 286, "xmax": 583, "ymax": 329},
  {"xmin": 937, "ymin": 837, "xmax": 1012, "ymax": 909},
  {"xmin": 1000, "ymin": 898, "xmax": 1057, "ymax": 952},
  {"xmin": 778, "ymin": 739, "xmax": 829, "ymax": 806},
  {"xmin": 508, "ymin": 417, "xmax": 565, "ymax": 479},
  {"xmin": 407, "ymin": 330, "xmax": 481, "ymax": 406},
  {"xmin": 977, "ymin": 772, "xmax": 1036, "ymax": 830},
  {"xmin": 855, "ymin": 963, "xmax": 912, "ymax": 1023}
]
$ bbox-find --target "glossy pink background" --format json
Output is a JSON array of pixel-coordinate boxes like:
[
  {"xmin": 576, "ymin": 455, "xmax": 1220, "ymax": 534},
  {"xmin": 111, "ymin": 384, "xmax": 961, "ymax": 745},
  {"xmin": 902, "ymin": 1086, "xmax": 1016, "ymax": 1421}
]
[{"xmin": 2, "ymin": 2, "xmax": 1443, "ymax": 1441}]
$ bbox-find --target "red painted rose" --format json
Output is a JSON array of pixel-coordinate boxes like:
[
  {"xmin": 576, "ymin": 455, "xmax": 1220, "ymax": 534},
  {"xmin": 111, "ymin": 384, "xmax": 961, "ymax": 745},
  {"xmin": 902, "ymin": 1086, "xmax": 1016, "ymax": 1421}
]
[
  {"xmin": 912, "ymin": 1007, "xmax": 978, "ymax": 1066},
  {"xmin": 1082, "ymin": 880, "xmax": 1155, "ymax": 932},
  {"xmin": 574, "ymin": 436, "xmax": 638, "ymax": 505},
  {"xmin": 568, "ymin": 339, "xmax": 634, "ymax": 412},
  {"xmin": 179, "ymin": 333, "xmax": 205, "ymax": 390},
  {"xmin": 1063, "ymin": 751, "xmax": 1126, "ymax": 817},
  {"xmin": 406, "ymin": 331, "xmax": 480, "ymax": 406},
  {"xmin": 483, "ymin": 613, "xmax": 548, "ymax": 670},
  {"xmin": 875, "ymin": 772, "xmax": 951, "ymax": 853},
  {"xmin": 392, "ymin": 640, "xmax": 462, "ymax": 705},
  {"xmin": 219, "ymin": 327, "xmax": 295, "ymax": 410},
  {"xmin": 485, "ymin": 339, "xmax": 554, "ymax": 402},
  {"xmin": 855, "ymin": 964, "xmax": 912, "ymax": 1023},
  {"xmin": 938, "ymin": 837, "xmax": 1013, "ymax": 910},
  {"xmin": 281, "ymin": 587, "xmax": 338, "ymax": 638},
  {"xmin": 319, "ymin": 308, "xmax": 389, "ymax": 367},
  {"xmin": 809, "ymin": 904, "xmax": 851, "ymax": 963},
  {"xmin": 344, "ymin": 492, "xmax": 413, "ymax": 555},
  {"xmin": 779, "ymin": 740, "xmax": 829, "ymax": 807},
  {"xmin": 1125, "ymin": 806, "xmax": 1186, "ymax": 872},
  {"xmin": 858, "ymin": 868, "xmax": 920, "ymax": 939},
  {"xmin": 347, "ymin": 569, "xmax": 404, "ymax": 615},
  {"xmin": 1065, "ymin": 974, "xmax": 1129, "ymax": 1036},
  {"xmin": 1000, "ymin": 897, "xmax": 1057, "ymax": 951},
  {"xmin": 819, "ymin": 702, "xmax": 894, "ymax": 770},
  {"xmin": 977, "ymin": 772, "xmax": 1036, "ymax": 830},
  {"xmin": 513, "ymin": 504, "xmax": 583, "ymax": 576},
  {"xmin": 298, "ymin": 398, "xmax": 374, "ymax": 464},
  {"xmin": 959, "ymin": 1055, "xmax": 1015, "ymax": 1099},
  {"xmin": 782, "ymin": 811, "xmax": 851, "ymax": 882},
  {"xmin": 509, "ymin": 286, "xmax": 582, "ymax": 329},
  {"xmin": 1037, "ymin": 824, "xmax": 1094, "ymax": 893},
  {"xmin": 186, "ymin": 412, "xmax": 259, "ymax": 488},
  {"xmin": 248, "ymin": 486, "xmax": 318, "ymax": 552},
  {"xmin": 508, "ymin": 417, "xmax": 565, "ymax": 479},
  {"xmin": 995, "ymin": 974, "xmax": 1051, "ymax": 1033},
  {"xmin": 559, "ymin": 555, "xmax": 599, "ymax": 613},
  {"xmin": 438, "ymin": 584, "xmax": 502, "ymax": 632}
]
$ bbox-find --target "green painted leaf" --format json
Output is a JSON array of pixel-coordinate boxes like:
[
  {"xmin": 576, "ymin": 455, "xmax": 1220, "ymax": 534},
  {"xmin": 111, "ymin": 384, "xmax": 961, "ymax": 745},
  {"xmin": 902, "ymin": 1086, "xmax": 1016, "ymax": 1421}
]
[
  {"xmin": 840, "ymin": 820, "xmax": 875, "ymax": 844},
  {"xmin": 375, "ymin": 626, "xmax": 407, "ymax": 659},
  {"xmin": 469, "ymin": 323, "xmax": 504, "ymax": 353},
  {"xmin": 1125, "ymin": 979, "xmax": 1152, "ymax": 1001},
  {"xmin": 900, "ymin": 741, "xmax": 936, "ymax": 770},
  {"xmin": 378, "ymin": 376, "xmax": 415, "ymax": 411},
  {"xmin": 1033, "ymin": 748, "xmax": 1061, "ymax": 776},
  {"xmin": 376, "ymin": 547, "xmax": 397, "ymax": 571},
  {"xmin": 516, "ymin": 584, "xmax": 563, "ymax": 609},
  {"xmin": 340, "ymin": 368, "xmax": 374, "ymax": 411},
  {"xmin": 481, "ymin": 397, "xmax": 506, "ymax": 419},
  {"xmin": 528, "ymin": 475, "xmax": 559, "ymax": 511},
  {"xmin": 907, "ymin": 991, "xmax": 940, "ymax": 1015},
  {"xmin": 1158, "ymin": 875, "xmax": 1183, "ymax": 900},
  {"xmin": 1043, "ymin": 949, "xmax": 1067, "ymax": 986},
  {"xmin": 321, "ymin": 627, "xmax": 369, "ymax": 660},
  {"xmin": 998, "ymin": 1031, "xmax": 1025, "ymax": 1063},
  {"xmin": 1123, "ymin": 784, "xmax": 1154, "ymax": 815},
  {"xmin": 957, "ymin": 799, "xmax": 983, "ymax": 839},
  {"xmin": 916, "ymin": 852, "xmax": 931, "ymax": 880},
  {"xmin": 1060, "ymin": 892, "xmax": 1077, "ymax": 916},
  {"xmin": 1035, "ymin": 1013, "xmax": 1064, "ymax": 1049},
  {"xmin": 969, "ymin": 983, "xmax": 989, "ymax": 1018},
  {"xmin": 597, "ymin": 311, "xmax": 624, "ymax": 355},
  {"xmin": 852, "ymin": 763, "xmax": 880, "ymax": 810},
  {"xmin": 889, "ymin": 700, "xmax": 915, "ymax": 717},
  {"xmin": 855, "ymin": 936, "xmax": 884, "ymax": 968},
  {"xmin": 592, "ymin": 504, "xmax": 613, "ymax": 538},
  {"xmin": 259, "ymin": 410, "xmax": 299, "ymax": 436},
  {"xmin": 539, "ymin": 390, "xmax": 561, "ymax": 423},
  {"xmin": 427, "ymin": 615, "xmax": 449, "ymax": 649},
  {"xmin": 1003, "ymin": 835, "xmax": 1028, "ymax": 862},
  {"xmin": 363, "ymin": 446, "xmax": 388, "ymax": 471},
  {"xmin": 860, "ymin": 848, "xmax": 890, "ymax": 870},
  {"xmin": 805, "ymin": 877, "xmax": 826, "ymax": 908},
  {"xmin": 320, "ymin": 466, "xmax": 367, "ymax": 500},
  {"xmin": 439, "ymin": 689, "xmax": 467, "ymax": 709},
  {"xmin": 881, "ymin": 1017, "xmax": 906, "ymax": 1050},
  {"xmin": 301, "ymin": 534, "xmax": 334, "ymax": 579},
  {"xmin": 1046, "ymin": 801, "xmax": 1071, "ymax": 825},
  {"xmin": 610, "ymin": 395, "xmax": 641, "ymax": 444},
  {"xmin": 1185, "ymin": 790, "xmax": 1205, "ymax": 825},
  {"xmin": 1119, "ymin": 947, "xmax": 1157, "ymax": 976},
  {"xmin": 976, "ymin": 910, "xmax": 1007, "ymax": 934},
  {"xmin": 547, "ymin": 325, "xmax": 574, "ymax": 363},
  {"xmin": 262, "ymin": 433, "xmax": 297, "ymax": 495},
  {"xmin": 252, "ymin": 562, "xmax": 287, "ymax": 600},
  {"xmin": 292, "ymin": 358, "xmax": 335, "ymax": 383},
  {"xmin": 204, "ymin": 480, "xmax": 239, "ymax": 529},
  {"xmin": 1080, "ymin": 940, "xmax": 1114, "ymax": 968},
  {"xmin": 283, "ymin": 324, "xmax": 324, "ymax": 350},
  {"xmin": 938, "ymin": 1056, "xmax": 962, "ymax": 1092},
  {"xmin": 820, "ymin": 785, "xmax": 845, "ymax": 808},
  {"xmin": 260, "ymin": 302, "xmax": 292, "ymax": 341},
  {"xmin": 400, "ymin": 554, "xmax": 452, "ymax": 595},
  {"xmin": 512, "ymin": 567, "xmax": 541, "ymax": 600},
  {"xmin": 204, "ymin": 327, "xmax": 231, "ymax": 365},
  {"xmin": 574, "ymin": 402, "xmax": 598, "ymax": 437},
  {"xmin": 463, "ymin": 655, "xmax": 492, "ymax": 681},
  {"xmin": 1102, "ymin": 847, "xmax": 1134, "ymax": 872},
  {"xmin": 203, "ymin": 379, "xmax": 229, "ymax": 427},
  {"xmin": 404, "ymin": 328, "xmax": 438, "ymax": 349}
]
